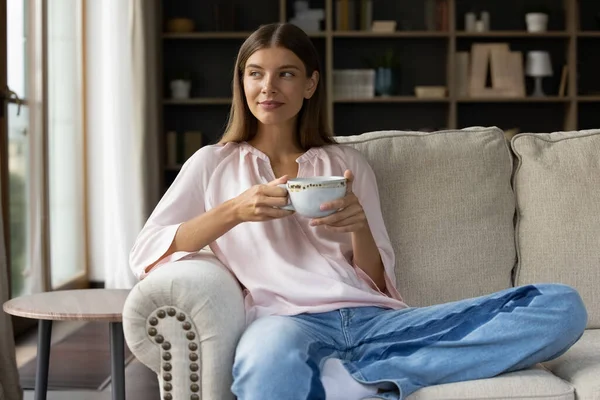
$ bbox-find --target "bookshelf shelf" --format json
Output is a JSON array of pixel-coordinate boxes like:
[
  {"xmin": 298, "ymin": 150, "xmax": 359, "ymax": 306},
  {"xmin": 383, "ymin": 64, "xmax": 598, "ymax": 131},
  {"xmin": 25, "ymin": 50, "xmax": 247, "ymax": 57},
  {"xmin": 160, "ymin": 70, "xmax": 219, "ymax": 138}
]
[
  {"xmin": 333, "ymin": 31, "xmax": 449, "ymax": 38},
  {"xmin": 163, "ymin": 98, "xmax": 231, "ymax": 105},
  {"xmin": 163, "ymin": 32, "xmax": 327, "ymax": 39},
  {"xmin": 457, "ymin": 97, "xmax": 571, "ymax": 103},
  {"xmin": 577, "ymin": 32, "xmax": 600, "ymax": 37},
  {"xmin": 163, "ymin": 32, "xmax": 252, "ymax": 39},
  {"xmin": 456, "ymin": 31, "xmax": 569, "ymax": 38},
  {"xmin": 577, "ymin": 96, "xmax": 600, "ymax": 102},
  {"xmin": 335, "ymin": 96, "xmax": 449, "ymax": 103}
]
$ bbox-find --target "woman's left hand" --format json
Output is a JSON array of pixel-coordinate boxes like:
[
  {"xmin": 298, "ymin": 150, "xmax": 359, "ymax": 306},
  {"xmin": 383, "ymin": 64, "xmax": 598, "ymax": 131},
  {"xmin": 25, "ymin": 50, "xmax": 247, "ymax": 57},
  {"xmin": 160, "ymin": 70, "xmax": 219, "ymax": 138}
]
[{"xmin": 309, "ymin": 170, "xmax": 368, "ymax": 233}]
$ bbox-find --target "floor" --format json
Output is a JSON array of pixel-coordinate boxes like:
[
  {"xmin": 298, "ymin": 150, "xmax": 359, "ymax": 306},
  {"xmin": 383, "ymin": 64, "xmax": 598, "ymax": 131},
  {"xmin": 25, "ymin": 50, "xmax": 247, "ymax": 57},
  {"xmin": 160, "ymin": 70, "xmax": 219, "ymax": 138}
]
[{"xmin": 16, "ymin": 321, "xmax": 160, "ymax": 400}]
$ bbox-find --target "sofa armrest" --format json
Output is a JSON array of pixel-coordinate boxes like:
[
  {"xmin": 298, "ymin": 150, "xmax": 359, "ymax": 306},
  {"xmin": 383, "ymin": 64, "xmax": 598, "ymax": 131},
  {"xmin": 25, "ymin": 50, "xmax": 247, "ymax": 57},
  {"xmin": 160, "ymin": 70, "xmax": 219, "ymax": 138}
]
[{"xmin": 123, "ymin": 254, "xmax": 245, "ymax": 400}]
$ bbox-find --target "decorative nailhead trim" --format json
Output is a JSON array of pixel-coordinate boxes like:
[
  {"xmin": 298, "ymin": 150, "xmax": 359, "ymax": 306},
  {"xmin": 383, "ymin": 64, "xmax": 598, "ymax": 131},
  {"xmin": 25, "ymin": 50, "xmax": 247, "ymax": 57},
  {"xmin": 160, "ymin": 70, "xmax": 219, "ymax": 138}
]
[{"xmin": 147, "ymin": 308, "xmax": 203, "ymax": 396}]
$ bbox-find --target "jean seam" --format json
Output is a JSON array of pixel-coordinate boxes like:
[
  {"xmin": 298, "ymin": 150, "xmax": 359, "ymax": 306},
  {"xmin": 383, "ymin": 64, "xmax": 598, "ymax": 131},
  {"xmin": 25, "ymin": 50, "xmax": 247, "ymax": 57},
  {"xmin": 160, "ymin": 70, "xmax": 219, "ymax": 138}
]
[{"xmin": 339, "ymin": 309, "xmax": 352, "ymax": 349}]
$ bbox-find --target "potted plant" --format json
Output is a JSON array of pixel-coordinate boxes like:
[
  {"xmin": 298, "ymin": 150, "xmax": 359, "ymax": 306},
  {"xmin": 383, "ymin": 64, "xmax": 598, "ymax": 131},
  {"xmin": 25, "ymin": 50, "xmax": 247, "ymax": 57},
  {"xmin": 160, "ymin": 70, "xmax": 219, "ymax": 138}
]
[{"xmin": 366, "ymin": 49, "xmax": 401, "ymax": 97}]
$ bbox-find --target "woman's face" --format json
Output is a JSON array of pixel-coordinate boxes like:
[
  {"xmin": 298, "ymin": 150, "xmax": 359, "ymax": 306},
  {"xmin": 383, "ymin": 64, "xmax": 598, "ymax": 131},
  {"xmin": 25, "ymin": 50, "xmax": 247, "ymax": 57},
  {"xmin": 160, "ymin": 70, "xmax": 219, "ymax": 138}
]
[{"xmin": 243, "ymin": 46, "xmax": 318, "ymax": 128}]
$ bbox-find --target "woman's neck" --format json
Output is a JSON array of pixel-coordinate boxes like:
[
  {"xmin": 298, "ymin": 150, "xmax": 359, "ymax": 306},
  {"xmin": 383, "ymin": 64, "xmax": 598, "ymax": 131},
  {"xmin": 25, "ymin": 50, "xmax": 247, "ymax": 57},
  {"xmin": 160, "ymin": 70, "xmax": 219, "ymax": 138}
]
[{"xmin": 249, "ymin": 122, "xmax": 303, "ymax": 163}]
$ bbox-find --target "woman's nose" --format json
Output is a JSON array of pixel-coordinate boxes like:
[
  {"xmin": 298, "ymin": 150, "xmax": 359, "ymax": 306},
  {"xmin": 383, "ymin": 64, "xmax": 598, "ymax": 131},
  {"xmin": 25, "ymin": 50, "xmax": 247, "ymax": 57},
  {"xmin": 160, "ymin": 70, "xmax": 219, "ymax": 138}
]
[{"xmin": 261, "ymin": 75, "xmax": 277, "ymax": 94}]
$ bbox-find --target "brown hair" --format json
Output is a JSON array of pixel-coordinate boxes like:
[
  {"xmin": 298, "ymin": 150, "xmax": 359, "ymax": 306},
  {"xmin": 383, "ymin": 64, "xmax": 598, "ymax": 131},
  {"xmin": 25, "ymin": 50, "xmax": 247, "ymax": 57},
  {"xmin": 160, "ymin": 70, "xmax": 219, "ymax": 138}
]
[{"xmin": 218, "ymin": 23, "xmax": 335, "ymax": 149}]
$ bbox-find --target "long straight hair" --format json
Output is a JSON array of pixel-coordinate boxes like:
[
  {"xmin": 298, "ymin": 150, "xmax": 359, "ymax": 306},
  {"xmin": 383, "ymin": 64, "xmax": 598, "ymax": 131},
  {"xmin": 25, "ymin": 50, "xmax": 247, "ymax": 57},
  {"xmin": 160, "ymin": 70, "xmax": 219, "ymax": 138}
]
[{"xmin": 218, "ymin": 23, "xmax": 335, "ymax": 149}]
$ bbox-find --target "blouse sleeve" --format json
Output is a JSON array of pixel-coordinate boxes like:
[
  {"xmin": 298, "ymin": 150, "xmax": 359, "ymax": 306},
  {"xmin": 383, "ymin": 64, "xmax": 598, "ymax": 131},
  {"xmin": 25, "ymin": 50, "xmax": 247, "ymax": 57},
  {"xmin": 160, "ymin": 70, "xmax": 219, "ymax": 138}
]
[
  {"xmin": 342, "ymin": 146, "xmax": 404, "ymax": 301},
  {"xmin": 129, "ymin": 145, "xmax": 222, "ymax": 280}
]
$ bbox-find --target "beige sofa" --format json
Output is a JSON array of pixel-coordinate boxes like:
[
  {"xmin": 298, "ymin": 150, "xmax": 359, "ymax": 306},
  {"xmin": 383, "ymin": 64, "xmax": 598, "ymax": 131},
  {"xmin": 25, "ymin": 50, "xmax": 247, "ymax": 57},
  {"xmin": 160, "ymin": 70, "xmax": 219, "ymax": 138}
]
[{"xmin": 122, "ymin": 126, "xmax": 600, "ymax": 400}]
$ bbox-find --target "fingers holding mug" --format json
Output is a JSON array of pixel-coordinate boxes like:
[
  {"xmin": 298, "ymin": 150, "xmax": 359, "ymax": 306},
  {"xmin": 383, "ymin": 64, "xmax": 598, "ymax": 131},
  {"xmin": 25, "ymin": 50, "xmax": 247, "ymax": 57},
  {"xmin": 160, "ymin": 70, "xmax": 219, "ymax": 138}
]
[{"xmin": 276, "ymin": 183, "xmax": 294, "ymax": 211}]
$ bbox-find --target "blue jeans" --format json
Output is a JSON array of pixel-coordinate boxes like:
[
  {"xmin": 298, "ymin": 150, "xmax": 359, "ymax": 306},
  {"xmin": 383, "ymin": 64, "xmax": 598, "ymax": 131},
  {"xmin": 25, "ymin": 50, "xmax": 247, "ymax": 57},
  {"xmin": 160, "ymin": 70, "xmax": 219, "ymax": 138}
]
[{"xmin": 231, "ymin": 284, "xmax": 587, "ymax": 400}]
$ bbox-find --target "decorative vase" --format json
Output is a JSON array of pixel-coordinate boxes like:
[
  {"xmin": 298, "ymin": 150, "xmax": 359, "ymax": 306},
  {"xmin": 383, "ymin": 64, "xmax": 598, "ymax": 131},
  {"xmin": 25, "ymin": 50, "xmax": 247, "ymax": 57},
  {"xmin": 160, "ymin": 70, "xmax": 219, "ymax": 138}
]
[
  {"xmin": 526, "ymin": 13, "xmax": 548, "ymax": 32},
  {"xmin": 170, "ymin": 80, "xmax": 191, "ymax": 99},
  {"xmin": 375, "ymin": 68, "xmax": 399, "ymax": 96}
]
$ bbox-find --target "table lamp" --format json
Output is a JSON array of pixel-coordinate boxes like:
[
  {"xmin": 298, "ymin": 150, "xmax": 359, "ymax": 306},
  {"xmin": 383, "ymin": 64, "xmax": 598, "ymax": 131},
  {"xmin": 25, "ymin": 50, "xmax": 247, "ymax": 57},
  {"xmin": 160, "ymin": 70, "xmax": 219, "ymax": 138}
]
[{"xmin": 526, "ymin": 51, "xmax": 553, "ymax": 97}]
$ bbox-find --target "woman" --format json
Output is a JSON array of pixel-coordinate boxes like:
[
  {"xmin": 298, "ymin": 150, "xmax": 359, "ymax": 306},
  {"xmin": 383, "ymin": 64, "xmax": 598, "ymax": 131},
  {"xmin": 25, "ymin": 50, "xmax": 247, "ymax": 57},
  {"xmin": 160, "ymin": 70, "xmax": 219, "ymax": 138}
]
[{"xmin": 130, "ymin": 23, "xmax": 587, "ymax": 400}]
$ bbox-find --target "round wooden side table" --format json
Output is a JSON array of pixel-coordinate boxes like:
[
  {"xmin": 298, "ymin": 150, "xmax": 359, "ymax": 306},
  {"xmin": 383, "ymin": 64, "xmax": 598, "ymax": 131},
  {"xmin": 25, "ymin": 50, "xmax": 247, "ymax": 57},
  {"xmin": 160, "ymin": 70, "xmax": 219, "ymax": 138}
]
[{"xmin": 3, "ymin": 289, "xmax": 130, "ymax": 400}]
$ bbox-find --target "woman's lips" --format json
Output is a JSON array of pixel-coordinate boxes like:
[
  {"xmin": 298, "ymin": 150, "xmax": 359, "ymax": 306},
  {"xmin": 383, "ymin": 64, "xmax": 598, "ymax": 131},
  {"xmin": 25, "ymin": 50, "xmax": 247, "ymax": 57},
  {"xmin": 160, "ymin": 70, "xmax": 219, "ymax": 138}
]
[{"xmin": 259, "ymin": 101, "xmax": 284, "ymax": 110}]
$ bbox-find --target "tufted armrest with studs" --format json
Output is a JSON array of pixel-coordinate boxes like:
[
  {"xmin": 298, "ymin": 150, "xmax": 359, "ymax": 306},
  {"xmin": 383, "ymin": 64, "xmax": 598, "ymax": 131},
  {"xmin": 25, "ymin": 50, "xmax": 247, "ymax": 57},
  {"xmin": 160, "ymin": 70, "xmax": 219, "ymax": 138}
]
[{"xmin": 123, "ymin": 254, "xmax": 246, "ymax": 400}]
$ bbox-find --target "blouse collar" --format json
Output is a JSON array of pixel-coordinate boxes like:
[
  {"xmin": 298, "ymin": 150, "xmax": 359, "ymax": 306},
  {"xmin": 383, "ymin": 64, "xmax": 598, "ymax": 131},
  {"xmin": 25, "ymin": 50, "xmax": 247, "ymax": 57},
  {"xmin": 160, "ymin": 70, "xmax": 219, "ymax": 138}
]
[{"xmin": 240, "ymin": 141, "xmax": 320, "ymax": 164}]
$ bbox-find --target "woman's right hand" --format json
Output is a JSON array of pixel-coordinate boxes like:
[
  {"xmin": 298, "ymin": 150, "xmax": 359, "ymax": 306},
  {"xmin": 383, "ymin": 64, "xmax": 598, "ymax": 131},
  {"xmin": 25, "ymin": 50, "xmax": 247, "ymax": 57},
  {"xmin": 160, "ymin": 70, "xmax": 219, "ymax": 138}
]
[{"xmin": 230, "ymin": 175, "xmax": 295, "ymax": 223}]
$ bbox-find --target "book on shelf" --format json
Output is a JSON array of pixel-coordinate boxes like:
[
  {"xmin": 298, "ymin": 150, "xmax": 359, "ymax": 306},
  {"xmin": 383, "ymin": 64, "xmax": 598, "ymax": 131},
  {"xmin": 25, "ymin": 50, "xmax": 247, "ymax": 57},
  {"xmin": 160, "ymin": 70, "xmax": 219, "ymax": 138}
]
[
  {"xmin": 336, "ymin": 0, "xmax": 373, "ymax": 31},
  {"xmin": 558, "ymin": 65, "xmax": 568, "ymax": 97},
  {"xmin": 165, "ymin": 130, "xmax": 204, "ymax": 168},
  {"xmin": 455, "ymin": 52, "xmax": 470, "ymax": 97},
  {"xmin": 166, "ymin": 131, "xmax": 178, "ymax": 167},
  {"xmin": 435, "ymin": 0, "xmax": 449, "ymax": 31},
  {"xmin": 360, "ymin": 0, "xmax": 373, "ymax": 31}
]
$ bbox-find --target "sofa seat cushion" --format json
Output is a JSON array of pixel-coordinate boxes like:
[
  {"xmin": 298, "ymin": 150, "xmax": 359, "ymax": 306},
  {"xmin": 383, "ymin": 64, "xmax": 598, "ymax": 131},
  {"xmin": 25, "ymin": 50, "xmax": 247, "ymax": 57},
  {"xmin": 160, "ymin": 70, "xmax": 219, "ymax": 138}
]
[
  {"xmin": 511, "ymin": 129, "xmax": 600, "ymax": 328},
  {"xmin": 543, "ymin": 329, "xmax": 600, "ymax": 400},
  {"xmin": 400, "ymin": 366, "xmax": 573, "ymax": 400},
  {"xmin": 335, "ymin": 127, "xmax": 516, "ymax": 307}
]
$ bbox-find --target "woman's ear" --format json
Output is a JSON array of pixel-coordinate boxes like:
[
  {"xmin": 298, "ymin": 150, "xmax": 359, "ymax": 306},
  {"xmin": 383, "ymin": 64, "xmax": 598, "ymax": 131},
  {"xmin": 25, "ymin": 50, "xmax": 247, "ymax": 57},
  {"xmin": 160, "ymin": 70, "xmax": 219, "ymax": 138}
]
[{"xmin": 305, "ymin": 71, "xmax": 319, "ymax": 99}]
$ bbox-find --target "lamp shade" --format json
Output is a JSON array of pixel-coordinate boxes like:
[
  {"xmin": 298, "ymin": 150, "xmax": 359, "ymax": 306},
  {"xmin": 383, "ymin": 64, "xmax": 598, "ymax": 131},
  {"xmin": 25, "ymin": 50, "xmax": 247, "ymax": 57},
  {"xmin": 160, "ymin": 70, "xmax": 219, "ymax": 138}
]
[{"xmin": 525, "ymin": 51, "xmax": 553, "ymax": 77}]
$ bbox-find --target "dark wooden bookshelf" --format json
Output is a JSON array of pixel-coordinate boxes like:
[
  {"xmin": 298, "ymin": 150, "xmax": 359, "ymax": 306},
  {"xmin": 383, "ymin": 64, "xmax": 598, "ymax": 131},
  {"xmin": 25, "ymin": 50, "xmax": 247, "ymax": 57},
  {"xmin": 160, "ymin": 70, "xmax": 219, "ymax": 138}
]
[{"xmin": 157, "ymin": 0, "xmax": 600, "ymax": 190}]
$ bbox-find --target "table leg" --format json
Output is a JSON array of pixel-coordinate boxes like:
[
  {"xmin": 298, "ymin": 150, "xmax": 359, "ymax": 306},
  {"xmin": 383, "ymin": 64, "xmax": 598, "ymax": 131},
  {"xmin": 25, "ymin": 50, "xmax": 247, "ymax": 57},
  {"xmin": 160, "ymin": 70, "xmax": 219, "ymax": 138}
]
[
  {"xmin": 110, "ymin": 322, "xmax": 126, "ymax": 400},
  {"xmin": 35, "ymin": 319, "xmax": 52, "ymax": 400}
]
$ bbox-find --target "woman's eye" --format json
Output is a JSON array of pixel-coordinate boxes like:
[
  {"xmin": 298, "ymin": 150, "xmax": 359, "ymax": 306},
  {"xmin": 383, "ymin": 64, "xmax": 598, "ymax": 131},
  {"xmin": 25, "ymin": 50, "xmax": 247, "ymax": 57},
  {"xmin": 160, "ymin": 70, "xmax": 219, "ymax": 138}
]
[
  {"xmin": 249, "ymin": 71, "xmax": 261, "ymax": 77},
  {"xmin": 281, "ymin": 71, "xmax": 294, "ymax": 78}
]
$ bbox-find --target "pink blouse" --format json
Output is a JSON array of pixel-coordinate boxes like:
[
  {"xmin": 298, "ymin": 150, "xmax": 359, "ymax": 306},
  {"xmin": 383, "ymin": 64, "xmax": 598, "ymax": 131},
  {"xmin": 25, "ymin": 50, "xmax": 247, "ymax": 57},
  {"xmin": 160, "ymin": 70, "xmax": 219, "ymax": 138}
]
[{"xmin": 130, "ymin": 141, "xmax": 408, "ymax": 324}]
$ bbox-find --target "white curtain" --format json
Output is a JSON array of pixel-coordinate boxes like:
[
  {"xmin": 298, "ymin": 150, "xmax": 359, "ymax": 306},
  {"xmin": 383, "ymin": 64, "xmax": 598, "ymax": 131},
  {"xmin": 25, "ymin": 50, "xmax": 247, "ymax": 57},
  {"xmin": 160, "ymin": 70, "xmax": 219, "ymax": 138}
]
[
  {"xmin": 0, "ymin": 177, "xmax": 23, "ymax": 400},
  {"xmin": 86, "ymin": 0, "xmax": 159, "ymax": 288}
]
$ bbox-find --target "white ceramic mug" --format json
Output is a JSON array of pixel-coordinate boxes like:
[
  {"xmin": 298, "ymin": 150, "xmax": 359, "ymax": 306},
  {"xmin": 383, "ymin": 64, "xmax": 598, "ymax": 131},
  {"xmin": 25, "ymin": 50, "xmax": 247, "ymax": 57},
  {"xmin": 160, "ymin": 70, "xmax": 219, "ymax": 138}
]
[{"xmin": 278, "ymin": 176, "xmax": 347, "ymax": 218}]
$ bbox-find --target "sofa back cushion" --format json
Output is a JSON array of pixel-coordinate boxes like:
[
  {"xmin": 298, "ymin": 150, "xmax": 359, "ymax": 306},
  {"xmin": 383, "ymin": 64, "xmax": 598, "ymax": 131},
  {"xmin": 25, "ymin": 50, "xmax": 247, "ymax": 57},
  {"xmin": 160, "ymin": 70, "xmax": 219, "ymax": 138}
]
[
  {"xmin": 336, "ymin": 127, "xmax": 516, "ymax": 306},
  {"xmin": 511, "ymin": 129, "xmax": 600, "ymax": 328}
]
